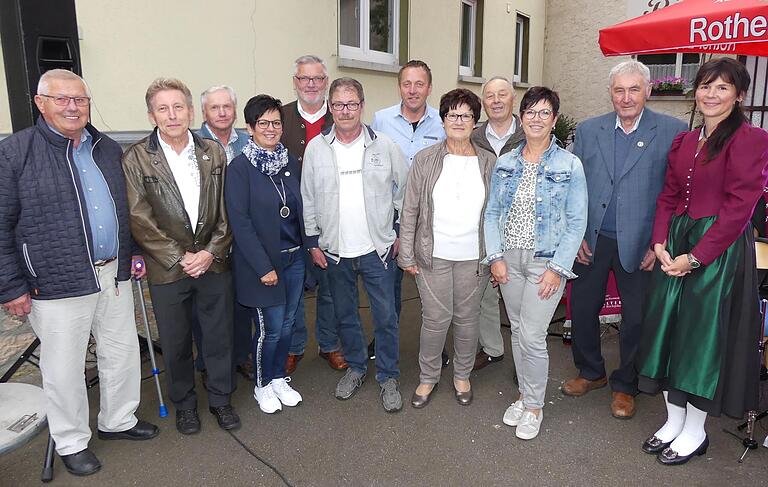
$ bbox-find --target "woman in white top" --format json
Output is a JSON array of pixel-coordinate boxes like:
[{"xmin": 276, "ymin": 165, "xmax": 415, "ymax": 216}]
[{"xmin": 397, "ymin": 89, "xmax": 496, "ymax": 408}]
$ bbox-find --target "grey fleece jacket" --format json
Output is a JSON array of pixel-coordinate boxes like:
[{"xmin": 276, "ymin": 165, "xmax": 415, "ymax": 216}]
[{"xmin": 300, "ymin": 124, "xmax": 408, "ymax": 262}]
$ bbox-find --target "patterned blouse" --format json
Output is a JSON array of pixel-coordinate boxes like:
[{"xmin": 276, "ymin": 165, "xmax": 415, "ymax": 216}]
[{"xmin": 503, "ymin": 160, "xmax": 538, "ymax": 250}]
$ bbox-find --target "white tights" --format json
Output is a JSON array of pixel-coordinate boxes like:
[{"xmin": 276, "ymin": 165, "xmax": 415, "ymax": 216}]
[{"xmin": 653, "ymin": 392, "xmax": 708, "ymax": 456}]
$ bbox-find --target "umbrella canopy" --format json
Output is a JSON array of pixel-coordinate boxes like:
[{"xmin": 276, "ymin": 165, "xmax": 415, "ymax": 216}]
[{"xmin": 599, "ymin": 0, "xmax": 768, "ymax": 56}]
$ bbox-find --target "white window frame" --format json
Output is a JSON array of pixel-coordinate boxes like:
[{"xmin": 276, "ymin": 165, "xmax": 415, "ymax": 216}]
[
  {"xmin": 513, "ymin": 14, "xmax": 527, "ymax": 83},
  {"xmin": 339, "ymin": 0, "xmax": 400, "ymax": 66},
  {"xmin": 459, "ymin": 0, "xmax": 476, "ymax": 76},
  {"xmin": 637, "ymin": 53, "xmax": 701, "ymax": 84}
]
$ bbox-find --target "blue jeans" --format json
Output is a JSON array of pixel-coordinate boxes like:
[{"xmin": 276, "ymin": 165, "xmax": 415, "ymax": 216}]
[
  {"xmin": 289, "ymin": 263, "xmax": 341, "ymax": 354},
  {"xmin": 394, "ymin": 265, "xmax": 404, "ymax": 319},
  {"xmin": 252, "ymin": 250, "xmax": 305, "ymax": 387},
  {"xmin": 326, "ymin": 249, "xmax": 399, "ymax": 383}
]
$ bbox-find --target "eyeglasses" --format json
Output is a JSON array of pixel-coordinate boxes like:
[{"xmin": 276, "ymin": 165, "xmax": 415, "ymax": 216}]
[
  {"xmin": 39, "ymin": 94, "xmax": 91, "ymax": 107},
  {"xmin": 294, "ymin": 76, "xmax": 327, "ymax": 85},
  {"xmin": 330, "ymin": 102, "xmax": 361, "ymax": 112},
  {"xmin": 522, "ymin": 109, "xmax": 554, "ymax": 120},
  {"xmin": 445, "ymin": 112, "xmax": 474, "ymax": 123},
  {"xmin": 255, "ymin": 119, "xmax": 283, "ymax": 129}
]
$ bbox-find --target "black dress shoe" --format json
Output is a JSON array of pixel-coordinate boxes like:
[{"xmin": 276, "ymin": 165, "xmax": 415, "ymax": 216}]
[
  {"xmin": 411, "ymin": 383, "xmax": 438, "ymax": 409},
  {"xmin": 454, "ymin": 385, "xmax": 473, "ymax": 406},
  {"xmin": 209, "ymin": 405, "xmax": 241, "ymax": 430},
  {"xmin": 60, "ymin": 448, "xmax": 101, "ymax": 476},
  {"xmin": 98, "ymin": 419, "xmax": 159, "ymax": 441},
  {"xmin": 657, "ymin": 436, "xmax": 709, "ymax": 466},
  {"xmin": 641, "ymin": 435, "xmax": 671, "ymax": 454},
  {"xmin": 176, "ymin": 408, "xmax": 201, "ymax": 435},
  {"xmin": 441, "ymin": 350, "xmax": 450, "ymax": 369}
]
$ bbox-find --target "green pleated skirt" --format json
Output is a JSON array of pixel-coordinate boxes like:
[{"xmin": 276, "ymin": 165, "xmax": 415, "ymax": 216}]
[{"xmin": 637, "ymin": 214, "xmax": 761, "ymax": 418}]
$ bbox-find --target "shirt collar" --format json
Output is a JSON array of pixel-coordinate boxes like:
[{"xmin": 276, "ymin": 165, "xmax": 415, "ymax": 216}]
[
  {"xmin": 46, "ymin": 123, "xmax": 91, "ymax": 144},
  {"xmin": 486, "ymin": 118, "xmax": 517, "ymax": 140},
  {"xmin": 203, "ymin": 122, "xmax": 238, "ymax": 146},
  {"xmin": 157, "ymin": 129, "xmax": 194, "ymax": 156},
  {"xmin": 615, "ymin": 109, "xmax": 644, "ymax": 135},
  {"xmin": 396, "ymin": 103, "xmax": 434, "ymax": 125},
  {"xmin": 297, "ymin": 100, "xmax": 328, "ymax": 123}
]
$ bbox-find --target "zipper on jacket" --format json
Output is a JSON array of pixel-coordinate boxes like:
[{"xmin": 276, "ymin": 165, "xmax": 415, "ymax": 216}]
[
  {"xmin": 90, "ymin": 137, "xmax": 121, "ymax": 293},
  {"xmin": 22, "ymin": 243, "xmax": 37, "ymax": 278},
  {"xmin": 65, "ymin": 139, "xmax": 100, "ymax": 289}
]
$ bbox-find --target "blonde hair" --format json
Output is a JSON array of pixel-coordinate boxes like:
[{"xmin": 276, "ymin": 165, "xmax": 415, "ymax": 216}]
[{"xmin": 145, "ymin": 77, "xmax": 193, "ymax": 111}]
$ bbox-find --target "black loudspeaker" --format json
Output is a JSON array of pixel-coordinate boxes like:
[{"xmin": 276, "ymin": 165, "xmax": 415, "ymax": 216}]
[{"xmin": 0, "ymin": 0, "xmax": 81, "ymax": 132}]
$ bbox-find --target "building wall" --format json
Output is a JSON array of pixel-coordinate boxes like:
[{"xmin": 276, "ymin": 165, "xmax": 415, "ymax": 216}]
[
  {"xmin": 0, "ymin": 41, "xmax": 11, "ymax": 134},
  {"xmin": 543, "ymin": 0, "xmax": 691, "ymax": 124},
  {"xmin": 0, "ymin": 0, "xmax": 546, "ymax": 135}
]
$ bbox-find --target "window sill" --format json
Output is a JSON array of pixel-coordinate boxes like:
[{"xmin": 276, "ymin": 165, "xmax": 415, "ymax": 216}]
[
  {"xmin": 458, "ymin": 74, "xmax": 485, "ymax": 85},
  {"xmin": 513, "ymin": 81, "xmax": 531, "ymax": 89},
  {"xmin": 338, "ymin": 57, "xmax": 400, "ymax": 74}
]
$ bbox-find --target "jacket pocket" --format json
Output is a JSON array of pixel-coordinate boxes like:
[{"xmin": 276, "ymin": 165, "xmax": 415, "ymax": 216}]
[{"xmin": 22, "ymin": 243, "xmax": 37, "ymax": 278}]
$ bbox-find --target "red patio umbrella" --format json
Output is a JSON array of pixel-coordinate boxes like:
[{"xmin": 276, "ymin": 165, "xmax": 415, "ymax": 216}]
[{"xmin": 599, "ymin": 0, "xmax": 768, "ymax": 57}]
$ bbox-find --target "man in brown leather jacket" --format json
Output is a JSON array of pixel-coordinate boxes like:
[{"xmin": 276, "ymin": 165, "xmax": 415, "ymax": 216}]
[{"xmin": 122, "ymin": 77, "xmax": 240, "ymax": 435}]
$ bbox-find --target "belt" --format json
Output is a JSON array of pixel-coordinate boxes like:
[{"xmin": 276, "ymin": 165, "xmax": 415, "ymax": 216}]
[
  {"xmin": 281, "ymin": 246, "xmax": 301, "ymax": 254},
  {"xmin": 93, "ymin": 257, "xmax": 117, "ymax": 267}
]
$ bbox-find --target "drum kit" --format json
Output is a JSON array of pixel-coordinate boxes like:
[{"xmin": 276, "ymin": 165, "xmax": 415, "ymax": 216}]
[{"xmin": 0, "ymin": 274, "xmax": 166, "ymax": 482}]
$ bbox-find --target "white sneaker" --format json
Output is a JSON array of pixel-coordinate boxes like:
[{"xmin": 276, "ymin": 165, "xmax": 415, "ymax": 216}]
[
  {"xmin": 271, "ymin": 377, "xmax": 302, "ymax": 407},
  {"xmin": 515, "ymin": 410, "xmax": 543, "ymax": 440},
  {"xmin": 503, "ymin": 400, "xmax": 525, "ymax": 427},
  {"xmin": 253, "ymin": 383, "xmax": 282, "ymax": 413}
]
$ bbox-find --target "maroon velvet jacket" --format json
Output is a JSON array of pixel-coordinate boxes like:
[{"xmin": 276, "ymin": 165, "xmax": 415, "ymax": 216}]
[{"xmin": 651, "ymin": 123, "xmax": 768, "ymax": 265}]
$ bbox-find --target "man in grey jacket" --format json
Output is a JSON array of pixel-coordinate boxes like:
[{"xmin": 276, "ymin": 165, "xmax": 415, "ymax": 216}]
[{"xmin": 301, "ymin": 77, "xmax": 408, "ymax": 412}]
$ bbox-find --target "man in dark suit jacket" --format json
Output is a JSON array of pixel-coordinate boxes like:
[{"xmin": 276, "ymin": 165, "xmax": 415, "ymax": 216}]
[{"xmin": 563, "ymin": 61, "xmax": 687, "ymax": 419}]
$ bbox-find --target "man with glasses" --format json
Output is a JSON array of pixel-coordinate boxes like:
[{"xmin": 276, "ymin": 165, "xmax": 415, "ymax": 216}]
[
  {"xmin": 301, "ymin": 77, "xmax": 408, "ymax": 412},
  {"xmin": 563, "ymin": 61, "xmax": 686, "ymax": 419},
  {"xmin": 0, "ymin": 69, "xmax": 158, "ymax": 477},
  {"xmin": 470, "ymin": 76, "xmax": 525, "ymax": 371},
  {"xmin": 281, "ymin": 55, "xmax": 346, "ymax": 375}
]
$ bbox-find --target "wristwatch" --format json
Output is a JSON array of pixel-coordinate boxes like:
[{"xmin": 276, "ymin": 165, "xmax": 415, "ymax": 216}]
[{"xmin": 687, "ymin": 253, "xmax": 701, "ymax": 269}]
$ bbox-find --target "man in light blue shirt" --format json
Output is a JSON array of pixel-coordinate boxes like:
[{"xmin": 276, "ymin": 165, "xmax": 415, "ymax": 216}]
[
  {"xmin": 370, "ymin": 60, "xmax": 447, "ymax": 364},
  {"xmin": 371, "ymin": 60, "xmax": 445, "ymax": 168}
]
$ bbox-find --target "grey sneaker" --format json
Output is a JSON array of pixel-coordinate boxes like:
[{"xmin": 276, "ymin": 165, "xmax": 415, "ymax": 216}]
[
  {"xmin": 380, "ymin": 378, "xmax": 403, "ymax": 413},
  {"xmin": 335, "ymin": 369, "xmax": 366, "ymax": 400}
]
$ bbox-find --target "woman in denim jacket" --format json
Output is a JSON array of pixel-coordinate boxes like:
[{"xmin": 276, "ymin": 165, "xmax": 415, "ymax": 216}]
[{"xmin": 484, "ymin": 87, "xmax": 587, "ymax": 440}]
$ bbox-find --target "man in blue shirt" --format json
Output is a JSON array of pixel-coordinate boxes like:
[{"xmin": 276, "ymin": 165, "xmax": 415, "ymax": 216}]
[{"xmin": 370, "ymin": 60, "xmax": 447, "ymax": 363}]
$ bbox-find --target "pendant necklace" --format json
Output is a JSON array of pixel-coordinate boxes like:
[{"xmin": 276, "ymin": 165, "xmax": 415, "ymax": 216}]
[{"xmin": 269, "ymin": 176, "xmax": 290, "ymax": 218}]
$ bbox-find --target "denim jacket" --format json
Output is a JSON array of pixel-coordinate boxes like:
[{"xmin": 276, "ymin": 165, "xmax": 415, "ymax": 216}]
[{"xmin": 483, "ymin": 136, "xmax": 587, "ymax": 279}]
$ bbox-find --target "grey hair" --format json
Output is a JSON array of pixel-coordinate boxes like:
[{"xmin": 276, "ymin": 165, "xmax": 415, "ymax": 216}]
[
  {"xmin": 609, "ymin": 60, "xmax": 651, "ymax": 86},
  {"xmin": 482, "ymin": 76, "xmax": 514, "ymax": 94},
  {"xmin": 200, "ymin": 85, "xmax": 237, "ymax": 108},
  {"xmin": 37, "ymin": 69, "xmax": 91, "ymax": 97},
  {"xmin": 294, "ymin": 54, "xmax": 327, "ymax": 75},
  {"xmin": 329, "ymin": 77, "xmax": 364, "ymax": 102}
]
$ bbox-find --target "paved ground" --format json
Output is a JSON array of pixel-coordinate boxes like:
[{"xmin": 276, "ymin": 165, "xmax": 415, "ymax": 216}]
[{"xmin": 2, "ymin": 276, "xmax": 767, "ymax": 486}]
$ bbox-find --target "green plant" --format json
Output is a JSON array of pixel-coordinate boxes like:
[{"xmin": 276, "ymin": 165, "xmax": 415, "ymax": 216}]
[{"xmin": 553, "ymin": 114, "xmax": 577, "ymax": 148}]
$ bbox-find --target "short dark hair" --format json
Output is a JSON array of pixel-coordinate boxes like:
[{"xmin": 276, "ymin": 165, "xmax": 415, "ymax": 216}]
[
  {"xmin": 329, "ymin": 77, "xmax": 365, "ymax": 102},
  {"xmin": 398, "ymin": 60, "xmax": 432, "ymax": 85},
  {"xmin": 243, "ymin": 94, "xmax": 282, "ymax": 127},
  {"xmin": 519, "ymin": 86, "xmax": 560, "ymax": 116},
  {"xmin": 439, "ymin": 88, "xmax": 481, "ymax": 122}
]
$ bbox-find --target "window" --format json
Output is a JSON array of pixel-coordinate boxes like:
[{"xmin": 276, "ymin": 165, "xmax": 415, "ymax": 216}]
[
  {"xmin": 339, "ymin": 0, "xmax": 400, "ymax": 65},
  {"xmin": 637, "ymin": 53, "xmax": 700, "ymax": 87},
  {"xmin": 514, "ymin": 14, "xmax": 529, "ymax": 83},
  {"xmin": 459, "ymin": 0, "xmax": 476, "ymax": 76}
]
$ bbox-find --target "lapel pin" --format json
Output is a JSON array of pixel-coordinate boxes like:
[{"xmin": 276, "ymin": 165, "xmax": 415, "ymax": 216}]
[
  {"xmin": 202, "ymin": 154, "xmax": 210, "ymax": 161},
  {"xmin": 637, "ymin": 141, "xmax": 645, "ymax": 148},
  {"xmin": 285, "ymin": 171, "xmax": 291, "ymax": 177}
]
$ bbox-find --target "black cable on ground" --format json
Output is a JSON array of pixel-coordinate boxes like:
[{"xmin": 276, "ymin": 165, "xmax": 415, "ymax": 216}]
[{"xmin": 227, "ymin": 429, "xmax": 294, "ymax": 487}]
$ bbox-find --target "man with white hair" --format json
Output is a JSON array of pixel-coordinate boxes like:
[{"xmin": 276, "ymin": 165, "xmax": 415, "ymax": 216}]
[
  {"xmin": 562, "ymin": 61, "xmax": 686, "ymax": 419},
  {"xmin": 195, "ymin": 85, "xmax": 252, "ymax": 383},
  {"xmin": 0, "ymin": 69, "xmax": 158, "ymax": 477},
  {"xmin": 281, "ymin": 55, "xmax": 346, "ymax": 374}
]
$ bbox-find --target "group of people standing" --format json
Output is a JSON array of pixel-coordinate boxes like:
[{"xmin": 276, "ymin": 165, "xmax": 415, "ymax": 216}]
[{"xmin": 1, "ymin": 52, "xmax": 766, "ymax": 477}]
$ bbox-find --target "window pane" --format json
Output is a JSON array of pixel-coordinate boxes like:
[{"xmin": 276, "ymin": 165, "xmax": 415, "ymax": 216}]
[
  {"xmin": 638, "ymin": 53, "xmax": 678, "ymax": 80},
  {"xmin": 460, "ymin": 3, "xmax": 472, "ymax": 67},
  {"xmin": 514, "ymin": 19, "xmax": 523, "ymax": 76},
  {"xmin": 369, "ymin": 0, "xmax": 394, "ymax": 53},
  {"xmin": 340, "ymin": 0, "xmax": 361, "ymax": 48}
]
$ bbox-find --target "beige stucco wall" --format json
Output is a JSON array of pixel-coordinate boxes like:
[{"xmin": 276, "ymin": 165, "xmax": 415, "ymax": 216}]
[
  {"xmin": 0, "ymin": 0, "xmax": 546, "ymax": 134},
  {"xmin": 0, "ymin": 38, "xmax": 11, "ymax": 134},
  {"xmin": 542, "ymin": 0, "xmax": 690, "ymax": 124}
]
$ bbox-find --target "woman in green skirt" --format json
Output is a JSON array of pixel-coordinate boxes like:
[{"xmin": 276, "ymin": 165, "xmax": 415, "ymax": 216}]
[{"xmin": 637, "ymin": 57, "xmax": 768, "ymax": 466}]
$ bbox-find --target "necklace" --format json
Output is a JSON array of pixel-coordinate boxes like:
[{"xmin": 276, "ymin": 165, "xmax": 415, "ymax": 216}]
[{"xmin": 269, "ymin": 176, "xmax": 290, "ymax": 218}]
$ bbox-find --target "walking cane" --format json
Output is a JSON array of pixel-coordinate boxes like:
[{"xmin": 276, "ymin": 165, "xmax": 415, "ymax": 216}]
[{"xmin": 135, "ymin": 268, "xmax": 168, "ymax": 418}]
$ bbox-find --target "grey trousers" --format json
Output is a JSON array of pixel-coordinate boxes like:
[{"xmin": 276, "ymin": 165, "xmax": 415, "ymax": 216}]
[
  {"xmin": 477, "ymin": 280, "xmax": 504, "ymax": 357},
  {"xmin": 498, "ymin": 249, "xmax": 565, "ymax": 409},
  {"xmin": 415, "ymin": 258, "xmax": 489, "ymax": 383}
]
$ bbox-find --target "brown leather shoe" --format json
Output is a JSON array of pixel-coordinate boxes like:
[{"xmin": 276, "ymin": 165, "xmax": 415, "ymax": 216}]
[
  {"xmin": 611, "ymin": 392, "xmax": 636, "ymax": 419},
  {"xmin": 319, "ymin": 350, "xmax": 348, "ymax": 370},
  {"xmin": 285, "ymin": 353, "xmax": 304, "ymax": 375},
  {"xmin": 473, "ymin": 350, "xmax": 504, "ymax": 371},
  {"xmin": 561, "ymin": 375, "xmax": 608, "ymax": 396}
]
